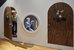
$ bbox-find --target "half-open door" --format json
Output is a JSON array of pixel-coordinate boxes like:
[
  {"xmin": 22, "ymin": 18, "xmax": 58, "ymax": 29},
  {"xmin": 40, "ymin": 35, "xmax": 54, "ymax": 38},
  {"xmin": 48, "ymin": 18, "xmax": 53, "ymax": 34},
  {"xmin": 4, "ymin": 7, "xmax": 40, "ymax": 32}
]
[{"xmin": 4, "ymin": 6, "xmax": 12, "ymax": 40}]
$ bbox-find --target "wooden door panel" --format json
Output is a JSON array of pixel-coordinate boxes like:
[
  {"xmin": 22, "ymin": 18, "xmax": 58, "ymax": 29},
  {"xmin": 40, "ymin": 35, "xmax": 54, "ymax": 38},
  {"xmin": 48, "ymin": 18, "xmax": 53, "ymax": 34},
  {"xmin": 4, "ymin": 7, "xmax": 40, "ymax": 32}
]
[
  {"xmin": 48, "ymin": 2, "xmax": 73, "ymax": 47},
  {"xmin": 4, "ymin": 6, "xmax": 12, "ymax": 40}
]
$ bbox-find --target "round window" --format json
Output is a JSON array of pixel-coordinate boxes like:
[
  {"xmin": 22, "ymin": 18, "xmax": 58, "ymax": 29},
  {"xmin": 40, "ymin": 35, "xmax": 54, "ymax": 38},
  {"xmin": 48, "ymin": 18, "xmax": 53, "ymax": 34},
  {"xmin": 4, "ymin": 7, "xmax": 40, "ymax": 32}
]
[{"xmin": 24, "ymin": 15, "xmax": 39, "ymax": 32}]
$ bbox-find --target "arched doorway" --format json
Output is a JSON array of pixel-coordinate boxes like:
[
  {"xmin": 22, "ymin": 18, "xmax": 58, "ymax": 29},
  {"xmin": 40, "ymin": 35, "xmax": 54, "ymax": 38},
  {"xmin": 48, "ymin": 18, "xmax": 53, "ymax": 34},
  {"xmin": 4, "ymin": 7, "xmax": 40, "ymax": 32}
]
[
  {"xmin": 48, "ymin": 2, "xmax": 73, "ymax": 47},
  {"xmin": 4, "ymin": 6, "xmax": 17, "ymax": 40}
]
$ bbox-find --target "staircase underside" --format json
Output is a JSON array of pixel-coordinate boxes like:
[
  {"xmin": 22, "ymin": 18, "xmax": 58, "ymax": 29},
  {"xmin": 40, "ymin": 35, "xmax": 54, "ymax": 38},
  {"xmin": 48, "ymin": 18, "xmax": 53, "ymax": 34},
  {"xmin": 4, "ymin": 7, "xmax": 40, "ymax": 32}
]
[{"xmin": 0, "ymin": 0, "xmax": 7, "ymax": 7}]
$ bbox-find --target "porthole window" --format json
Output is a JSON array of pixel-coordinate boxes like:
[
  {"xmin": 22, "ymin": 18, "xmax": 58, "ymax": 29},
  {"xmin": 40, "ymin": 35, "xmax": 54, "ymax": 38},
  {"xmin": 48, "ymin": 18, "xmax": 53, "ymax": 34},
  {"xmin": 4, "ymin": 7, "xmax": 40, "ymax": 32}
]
[{"xmin": 23, "ymin": 15, "xmax": 39, "ymax": 32}]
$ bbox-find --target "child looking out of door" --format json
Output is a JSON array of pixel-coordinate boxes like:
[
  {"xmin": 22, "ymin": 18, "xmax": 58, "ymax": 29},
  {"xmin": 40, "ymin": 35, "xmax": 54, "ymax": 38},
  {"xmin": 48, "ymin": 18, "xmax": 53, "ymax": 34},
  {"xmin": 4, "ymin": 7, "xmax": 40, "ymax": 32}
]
[{"xmin": 11, "ymin": 10, "xmax": 17, "ymax": 37}]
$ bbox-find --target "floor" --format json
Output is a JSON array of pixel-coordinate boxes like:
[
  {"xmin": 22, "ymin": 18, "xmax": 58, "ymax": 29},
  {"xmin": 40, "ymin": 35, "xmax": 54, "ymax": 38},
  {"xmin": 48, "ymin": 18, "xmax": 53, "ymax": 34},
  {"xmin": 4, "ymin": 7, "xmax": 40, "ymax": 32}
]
[{"xmin": 0, "ymin": 38, "xmax": 59, "ymax": 50}]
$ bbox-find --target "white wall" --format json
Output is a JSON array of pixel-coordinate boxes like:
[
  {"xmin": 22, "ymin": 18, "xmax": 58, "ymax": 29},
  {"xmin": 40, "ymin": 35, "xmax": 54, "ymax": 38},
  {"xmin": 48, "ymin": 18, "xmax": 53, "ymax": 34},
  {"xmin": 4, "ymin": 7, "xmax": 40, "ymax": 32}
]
[{"xmin": 0, "ymin": 0, "xmax": 74, "ymax": 50}]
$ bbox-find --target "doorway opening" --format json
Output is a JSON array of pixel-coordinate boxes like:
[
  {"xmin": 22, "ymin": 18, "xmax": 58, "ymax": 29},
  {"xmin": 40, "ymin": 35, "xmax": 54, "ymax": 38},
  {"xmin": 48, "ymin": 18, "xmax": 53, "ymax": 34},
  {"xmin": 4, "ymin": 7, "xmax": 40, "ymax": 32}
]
[{"xmin": 4, "ymin": 6, "xmax": 17, "ymax": 40}]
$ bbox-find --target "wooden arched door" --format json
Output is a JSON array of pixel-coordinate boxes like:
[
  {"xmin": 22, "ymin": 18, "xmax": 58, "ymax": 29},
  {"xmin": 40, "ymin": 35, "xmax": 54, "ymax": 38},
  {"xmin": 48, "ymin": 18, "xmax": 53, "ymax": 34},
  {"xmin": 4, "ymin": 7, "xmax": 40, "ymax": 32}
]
[
  {"xmin": 4, "ymin": 6, "xmax": 12, "ymax": 40},
  {"xmin": 48, "ymin": 2, "xmax": 73, "ymax": 47}
]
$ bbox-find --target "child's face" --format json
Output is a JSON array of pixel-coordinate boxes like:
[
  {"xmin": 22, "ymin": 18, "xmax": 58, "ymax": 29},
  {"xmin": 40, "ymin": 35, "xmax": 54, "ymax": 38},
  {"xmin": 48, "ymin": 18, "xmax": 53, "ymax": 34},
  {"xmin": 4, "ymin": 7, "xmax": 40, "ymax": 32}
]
[{"xmin": 13, "ymin": 12, "xmax": 17, "ymax": 17}]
